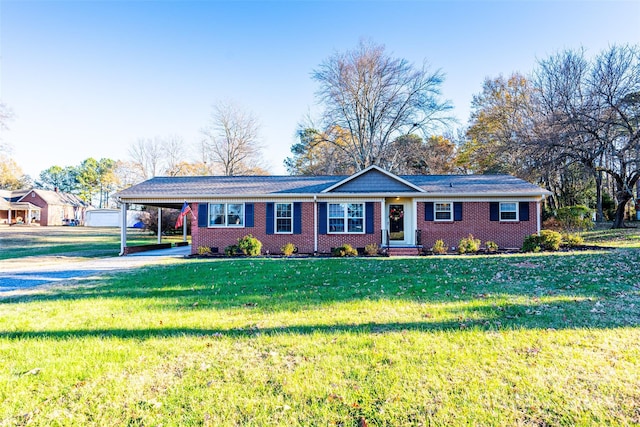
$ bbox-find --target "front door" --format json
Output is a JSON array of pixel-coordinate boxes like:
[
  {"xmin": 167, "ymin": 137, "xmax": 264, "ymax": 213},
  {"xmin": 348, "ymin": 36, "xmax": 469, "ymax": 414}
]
[{"xmin": 388, "ymin": 204, "xmax": 405, "ymax": 242}]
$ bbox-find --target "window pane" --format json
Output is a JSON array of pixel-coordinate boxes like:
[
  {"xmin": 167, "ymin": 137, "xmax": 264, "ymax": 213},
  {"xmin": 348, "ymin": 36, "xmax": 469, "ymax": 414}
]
[
  {"xmin": 500, "ymin": 203, "xmax": 517, "ymax": 220},
  {"xmin": 348, "ymin": 218, "xmax": 363, "ymax": 232},
  {"xmin": 500, "ymin": 203, "xmax": 517, "ymax": 212},
  {"xmin": 435, "ymin": 203, "xmax": 451, "ymax": 220},
  {"xmin": 329, "ymin": 218, "xmax": 344, "ymax": 232},
  {"xmin": 277, "ymin": 218, "xmax": 292, "ymax": 233},
  {"xmin": 329, "ymin": 203, "xmax": 345, "ymax": 218},
  {"xmin": 348, "ymin": 203, "xmax": 363, "ymax": 218},
  {"xmin": 435, "ymin": 211, "xmax": 451, "ymax": 220},
  {"xmin": 227, "ymin": 204, "xmax": 244, "ymax": 226},
  {"xmin": 210, "ymin": 204, "xmax": 225, "ymax": 225},
  {"xmin": 276, "ymin": 203, "xmax": 292, "ymax": 218}
]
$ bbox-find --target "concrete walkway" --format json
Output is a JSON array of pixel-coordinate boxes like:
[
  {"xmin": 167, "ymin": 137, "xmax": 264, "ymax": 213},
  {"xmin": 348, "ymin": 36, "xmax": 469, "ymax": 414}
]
[{"xmin": 0, "ymin": 245, "xmax": 192, "ymax": 294}]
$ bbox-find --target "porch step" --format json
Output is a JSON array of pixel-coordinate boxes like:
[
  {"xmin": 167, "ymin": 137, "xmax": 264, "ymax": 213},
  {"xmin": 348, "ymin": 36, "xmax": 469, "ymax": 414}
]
[{"xmin": 385, "ymin": 246, "xmax": 423, "ymax": 257}]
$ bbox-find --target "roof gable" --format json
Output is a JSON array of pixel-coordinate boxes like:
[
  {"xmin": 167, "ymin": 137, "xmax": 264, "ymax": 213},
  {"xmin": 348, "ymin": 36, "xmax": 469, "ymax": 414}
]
[{"xmin": 322, "ymin": 166, "xmax": 424, "ymax": 194}]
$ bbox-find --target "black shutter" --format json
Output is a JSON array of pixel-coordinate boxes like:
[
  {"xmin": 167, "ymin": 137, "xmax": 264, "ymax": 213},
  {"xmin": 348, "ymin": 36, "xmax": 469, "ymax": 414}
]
[
  {"xmin": 454, "ymin": 202, "xmax": 463, "ymax": 221},
  {"xmin": 293, "ymin": 202, "xmax": 302, "ymax": 234},
  {"xmin": 318, "ymin": 202, "xmax": 327, "ymax": 235},
  {"xmin": 266, "ymin": 203, "xmax": 274, "ymax": 235},
  {"xmin": 519, "ymin": 202, "xmax": 530, "ymax": 221},
  {"xmin": 365, "ymin": 202, "xmax": 374, "ymax": 234},
  {"xmin": 490, "ymin": 202, "xmax": 499, "ymax": 221},
  {"xmin": 425, "ymin": 202, "xmax": 434, "ymax": 221},
  {"xmin": 245, "ymin": 203, "xmax": 254, "ymax": 227},
  {"xmin": 198, "ymin": 203, "xmax": 208, "ymax": 227}
]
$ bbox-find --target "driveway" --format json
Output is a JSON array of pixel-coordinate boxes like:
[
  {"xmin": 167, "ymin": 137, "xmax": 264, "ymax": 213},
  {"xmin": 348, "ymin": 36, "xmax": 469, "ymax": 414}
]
[{"xmin": 0, "ymin": 246, "xmax": 191, "ymax": 295}]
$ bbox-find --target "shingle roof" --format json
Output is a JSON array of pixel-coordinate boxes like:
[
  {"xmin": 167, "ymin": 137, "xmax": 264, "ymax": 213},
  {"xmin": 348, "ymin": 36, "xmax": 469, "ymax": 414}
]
[
  {"xmin": 117, "ymin": 170, "xmax": 550, "ymax": 200},
  {"xmin": 17, "ymin": 189, "xmax": 87, "ymax": 207}
]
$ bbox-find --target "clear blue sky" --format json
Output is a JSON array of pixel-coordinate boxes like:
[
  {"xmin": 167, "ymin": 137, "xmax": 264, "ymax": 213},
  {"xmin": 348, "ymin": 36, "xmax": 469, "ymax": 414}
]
[{"xmin": 1, "ymin": 0, "xmax": 639, "ymax": 179}]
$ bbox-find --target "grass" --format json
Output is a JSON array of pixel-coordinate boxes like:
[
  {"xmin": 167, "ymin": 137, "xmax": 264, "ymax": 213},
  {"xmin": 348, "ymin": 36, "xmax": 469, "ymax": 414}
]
[
  {"xmin": 580, "ymin": 224, "xmax": 640, "ymax": 248},
  {"xmin": 1, "ymin": 251, "xmax": 639, "ymax": 426},
  {"xmin": 0, "ymin": 226, "xmax": 190, "ymax": 260}
]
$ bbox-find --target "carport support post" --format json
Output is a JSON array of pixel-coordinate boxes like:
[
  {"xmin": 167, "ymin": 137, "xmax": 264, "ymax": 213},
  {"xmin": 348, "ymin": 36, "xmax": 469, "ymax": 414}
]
[
  {"xmin": 120, "ymin": 202, "xmax": 128, "ymax": 256},
  {"xmin": 157, "ymin": 208, "xmax": 162, "ymax": 244},
  {"xmin": 183, "ymin": 216, "xmax": 187, "ymax": 242}
]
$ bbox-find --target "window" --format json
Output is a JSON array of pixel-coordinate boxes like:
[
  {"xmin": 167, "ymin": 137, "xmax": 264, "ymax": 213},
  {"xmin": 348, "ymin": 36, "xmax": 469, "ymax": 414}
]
[
  {"xmin": 275, "ymin": 203, "xmax": 292, "ymax": 233},
  {"xmin": 209, "ymin": 203, "xmax": 244, "ymax": 227},
  {"xmin": 435, "ymin": 202, "xmax": 452, "ymax": 221},
  {"xmin": 500, "ymin": 202, "xmax": 518, "ymax": 221},
  {"xmin": 328, "ymin": 203, "xmax": 364, "ymax": 233}
]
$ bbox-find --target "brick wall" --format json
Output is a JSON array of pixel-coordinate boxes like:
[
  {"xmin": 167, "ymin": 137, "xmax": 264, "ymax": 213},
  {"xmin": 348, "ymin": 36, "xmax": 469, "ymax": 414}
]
[
  {"xmin": 193, "ymin": 202, "xmax": 316, "ymax": 255},
  {"xmin": 192, "ymin": 201, "xmax": 537, "ymax": 255},
  {"xmin": 317, "ymin": 203, "xmax": 381, "ymax": 254},
  {"xmin": 417, "ymin": 201, "xmax": 537, "ymax": 250}
]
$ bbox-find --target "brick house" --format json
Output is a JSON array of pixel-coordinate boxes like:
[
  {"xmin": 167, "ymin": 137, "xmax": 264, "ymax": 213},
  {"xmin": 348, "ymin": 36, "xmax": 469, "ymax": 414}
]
[
  {"xmin": 116, "ymin": 166, "xmax": 551, "ymax": 255},
  {"xmin": 0, "ymin": 188, "xmax": 87, "ymax": 226}
]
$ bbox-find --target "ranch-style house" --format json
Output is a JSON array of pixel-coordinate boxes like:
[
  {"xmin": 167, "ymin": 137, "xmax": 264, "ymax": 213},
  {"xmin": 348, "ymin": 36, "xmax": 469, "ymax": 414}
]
[{"xmin": 116, "ymin": 166, "xmax": 551, "ymax": 255}]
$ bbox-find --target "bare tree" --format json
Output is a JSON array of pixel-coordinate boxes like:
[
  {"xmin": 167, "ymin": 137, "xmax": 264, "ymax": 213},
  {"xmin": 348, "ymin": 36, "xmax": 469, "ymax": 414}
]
[
  {"xmin": 129, "ymin": 137, "xmax": 164, "ymax": 179},
  {"xmin": 312, "ymin": 40, "xmax": 452, "ymax": 171},
  {"xmin": 532, "ymin": 45, "xmax": 640, "ymax": 228},
  {"xmin": 201, "ymin": 101, "xmax": 266, "ymax": 176}
]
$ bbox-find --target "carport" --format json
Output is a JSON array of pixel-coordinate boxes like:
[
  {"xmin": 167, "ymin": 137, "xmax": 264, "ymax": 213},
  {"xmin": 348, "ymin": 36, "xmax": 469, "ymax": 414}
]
[{"xmin": 116, "ymin": 200, "xmax": 192, "ymax": 256}]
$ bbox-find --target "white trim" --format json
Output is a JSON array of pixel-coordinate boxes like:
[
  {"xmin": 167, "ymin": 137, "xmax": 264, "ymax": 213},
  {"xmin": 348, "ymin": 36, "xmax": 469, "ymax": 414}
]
[
  {"xmin": 499, "ymin": 202, "xmax": 519, "ymax": 222},
  {"xmin": 274, "ymin": 202, "xmax": 293, "ymax": 234},
  {"xmin": 119, "ymin": 193, "xmax": 550, "ymax": 205},
  {"xmin": 434, "ymin": 202, "xmax": 453, "ymax": 222},
  {"xmin": 327, "ymin": 202, "xmax": 365, "ymax": 234},
  {"xmin": 537, "ymin": 201, "xmax": 541, "ymax": 235},
  {"xmin": 320, "ymin": 165, "xmax": 425, "ymax": 193},
  {"xmin": 157, "ymin": 207, "xmax": 162, "ymax": 244},
  {"xmin": 207, "ymin": 202, "xmax": 246, "ymax": 228},
  {"xmin": 119, "ymin": 202, "xmax": 127, "ymax": 256},
  {"xmin": 313, "ymin": 196, "xmax": 318, "ymax": 253}
]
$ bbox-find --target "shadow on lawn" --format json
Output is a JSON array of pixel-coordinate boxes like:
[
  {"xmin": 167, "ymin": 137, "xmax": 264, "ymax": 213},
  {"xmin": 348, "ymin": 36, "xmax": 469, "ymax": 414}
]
[
  {"xmin": 1, "ymin": 251, "xmax": 639, "ymax": 335},
  {"xmin": 1, "ymin": 296, "xmax": 638, "ymax": 341}
]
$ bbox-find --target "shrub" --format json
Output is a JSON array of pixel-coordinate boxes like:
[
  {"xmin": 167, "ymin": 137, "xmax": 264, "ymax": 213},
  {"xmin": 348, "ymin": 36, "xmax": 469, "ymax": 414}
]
[
  {"xmin": 458, "ymin": 234, "xmax": 481, "ymax": 254},
  {"xmin": 485, "ymin": 241, "xmax": 499, "ymax": 253},
  {"xmin": 332, "ymin": 244, "xmax": 358, "ymax": 257},
  {"xmin": 197, "ymin": 246, "xmax": 212, "ymax": 255},
  {"xmin": 224, "ymin": 244, "xmax": 240, "ymax": 256},
  {"xmin": 522, "ymin": 235, "xmax": 542, "ymax": 253},
  {"xmin": 431, "ymin": 239, "xmax": 447, "ymax": 255},
  {"xmin": 522, "ymin": 230, "xmax": 563, "ymax": 252},
  {"xmin": 364, "ymin": 243, "xmax": 379, "ymax": 256},
  {"xmin": 281, "ymin": 243, "xmax": 296, "ymax": 256},
  {"xmin": 563, "ymin": 233, "xmax": 584, "ymax": 248},
  {"xmin": 237, "ymin": 234, "xmax": 262, "ymax": 256},
  {"xmin": 556, "ymin": 205, "xmax": 594, "ymax": 231},
  {"xmin": 540, "ymin": 230, "xmax": 562, "ymax": 251}
]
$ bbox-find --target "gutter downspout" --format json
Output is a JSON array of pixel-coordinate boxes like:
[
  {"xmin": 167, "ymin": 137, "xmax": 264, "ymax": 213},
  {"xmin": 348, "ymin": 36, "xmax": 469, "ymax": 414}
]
[{"xmin": 313, "ymin": 195, "xmax": 318, "ymax": 254}]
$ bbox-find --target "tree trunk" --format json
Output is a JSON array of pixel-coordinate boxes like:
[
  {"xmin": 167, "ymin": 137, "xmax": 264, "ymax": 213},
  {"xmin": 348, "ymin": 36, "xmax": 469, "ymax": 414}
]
[
  {"xmin": 611, "ymin": 196, "xmax": 630, "ymax": 228},
  {"xmin": 595, "ymin": 170, "xmax": 603, "ymax": 222}
]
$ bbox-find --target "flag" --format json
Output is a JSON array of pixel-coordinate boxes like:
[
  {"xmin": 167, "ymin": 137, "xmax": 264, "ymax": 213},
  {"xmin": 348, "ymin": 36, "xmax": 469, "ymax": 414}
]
[{"xmin": 175, "ymin": 201, "xmax": 194, "ymax": 228}]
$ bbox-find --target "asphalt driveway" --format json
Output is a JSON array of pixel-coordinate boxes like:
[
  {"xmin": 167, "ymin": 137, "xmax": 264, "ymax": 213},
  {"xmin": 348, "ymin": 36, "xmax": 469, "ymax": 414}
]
[{"xmin": 0, "ymin": 246, "xmax": 191, "ymax": 294}]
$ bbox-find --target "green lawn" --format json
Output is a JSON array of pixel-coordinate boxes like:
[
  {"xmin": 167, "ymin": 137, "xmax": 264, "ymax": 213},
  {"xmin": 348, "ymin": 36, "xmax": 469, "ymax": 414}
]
[
  {"xmin": 1, "ymin": 251, "xmax": 639, "ymax": 426},
  {"xmin": 0, "ymin": 226, "xmax": 190, "ymax": 260}
]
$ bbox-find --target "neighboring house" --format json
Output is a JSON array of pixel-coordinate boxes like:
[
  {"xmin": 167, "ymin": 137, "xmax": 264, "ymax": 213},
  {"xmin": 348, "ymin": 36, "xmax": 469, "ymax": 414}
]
[
  {"xmin": 0, "ymin": 188, "xmax": 88, "ymax": 226},
  {"xmin": 116, "ymin": 166, "xmax": 551, "ymax": 255}
]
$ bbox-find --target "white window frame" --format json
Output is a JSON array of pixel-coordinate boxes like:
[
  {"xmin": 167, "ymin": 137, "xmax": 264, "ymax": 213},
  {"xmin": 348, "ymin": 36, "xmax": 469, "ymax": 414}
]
[
  {"xmin": 275, "ymin": 202, "xmax": 293, "ymax": 234},
  {"xmin": 434, "ymin": 202, "xmax": 453, "ymax": 222},
  {"xmin": 208, "ymin": 203, "xmax": 245, "ymax": 227},
  {"xmin": 500, "ymin": 202, "xmax": 518, "ymax": 222},
  {"xmin": 328, "ymin": 203, "xmax": 365, "ymax": 234}
]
